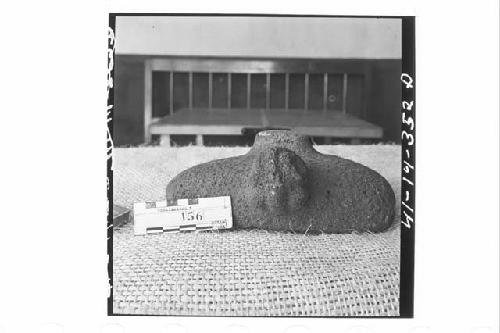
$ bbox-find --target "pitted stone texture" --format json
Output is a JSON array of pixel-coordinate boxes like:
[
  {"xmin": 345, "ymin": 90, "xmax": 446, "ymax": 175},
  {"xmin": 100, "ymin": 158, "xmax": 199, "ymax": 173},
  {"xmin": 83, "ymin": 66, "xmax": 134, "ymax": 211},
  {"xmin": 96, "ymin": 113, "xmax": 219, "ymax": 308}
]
[
  {"xmin": 249, "ymin": 147, "xmax": 310, "ymax": 216},
  {"xmin": 166, "ymin": 130, "xmax": 396, "ymax": 233}
]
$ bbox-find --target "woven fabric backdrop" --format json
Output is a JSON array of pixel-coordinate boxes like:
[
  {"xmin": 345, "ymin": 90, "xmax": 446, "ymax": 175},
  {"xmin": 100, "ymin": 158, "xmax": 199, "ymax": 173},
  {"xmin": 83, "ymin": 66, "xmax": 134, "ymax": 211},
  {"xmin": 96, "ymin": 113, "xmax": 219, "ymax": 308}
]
[{"xmin": 112, "ymin": 145, "xmax": 401, "ymax": 316}]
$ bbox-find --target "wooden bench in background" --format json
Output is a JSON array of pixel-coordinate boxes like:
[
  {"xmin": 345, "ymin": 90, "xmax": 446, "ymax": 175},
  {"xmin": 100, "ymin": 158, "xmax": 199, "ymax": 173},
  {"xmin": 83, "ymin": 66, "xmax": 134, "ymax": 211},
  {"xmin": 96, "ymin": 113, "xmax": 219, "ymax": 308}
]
[{"xmin": 144, "ymin": 57, "xmax": 383, "ymax": 146}]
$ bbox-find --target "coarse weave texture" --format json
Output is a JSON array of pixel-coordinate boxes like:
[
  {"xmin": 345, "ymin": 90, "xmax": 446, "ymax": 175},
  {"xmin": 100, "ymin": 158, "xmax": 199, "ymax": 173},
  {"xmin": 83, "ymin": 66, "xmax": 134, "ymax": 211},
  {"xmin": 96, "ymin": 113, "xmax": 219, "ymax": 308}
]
[{"xmin": 113, "ymin": 145, "xmax": 401, "ymax": 316}]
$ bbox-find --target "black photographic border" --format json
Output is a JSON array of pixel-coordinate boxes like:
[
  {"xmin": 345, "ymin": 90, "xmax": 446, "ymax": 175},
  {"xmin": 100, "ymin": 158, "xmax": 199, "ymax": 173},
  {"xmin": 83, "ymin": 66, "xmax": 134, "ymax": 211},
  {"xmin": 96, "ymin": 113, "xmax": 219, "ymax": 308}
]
[{"xmin": 106, "ymin": 14, "xmax": 416, "ymax": 318}]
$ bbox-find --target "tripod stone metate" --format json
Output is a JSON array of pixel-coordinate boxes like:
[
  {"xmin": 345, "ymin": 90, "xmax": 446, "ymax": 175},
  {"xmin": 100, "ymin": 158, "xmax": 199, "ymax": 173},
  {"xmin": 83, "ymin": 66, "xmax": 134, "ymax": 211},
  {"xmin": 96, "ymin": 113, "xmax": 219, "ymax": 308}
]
[{"xmin": 166, "ymin": 130, "xmax": 396, "ymax": 233}]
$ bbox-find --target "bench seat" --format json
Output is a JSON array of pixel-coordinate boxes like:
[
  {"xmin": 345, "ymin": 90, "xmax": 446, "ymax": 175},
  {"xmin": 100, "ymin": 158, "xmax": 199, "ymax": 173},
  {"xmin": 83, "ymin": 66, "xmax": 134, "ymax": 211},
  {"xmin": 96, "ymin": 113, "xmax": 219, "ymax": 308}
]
[{"xmin": 149, "ymin": 107, "xmax": 383, "ymax": 146}]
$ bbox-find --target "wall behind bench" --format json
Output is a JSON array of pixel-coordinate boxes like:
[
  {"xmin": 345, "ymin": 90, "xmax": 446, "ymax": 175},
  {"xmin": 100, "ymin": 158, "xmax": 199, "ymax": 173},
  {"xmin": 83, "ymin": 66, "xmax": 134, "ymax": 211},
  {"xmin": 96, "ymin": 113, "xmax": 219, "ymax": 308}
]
[{"xmin": 112, "ymin": 17, "xmax": 402, "ymax": 145}]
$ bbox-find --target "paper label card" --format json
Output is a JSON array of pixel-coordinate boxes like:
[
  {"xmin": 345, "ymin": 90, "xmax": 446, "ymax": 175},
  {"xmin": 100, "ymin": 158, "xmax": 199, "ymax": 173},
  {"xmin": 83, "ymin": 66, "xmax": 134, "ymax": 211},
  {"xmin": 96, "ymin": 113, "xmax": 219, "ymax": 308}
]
[{"xmin": 133, "ymin": 196, "xmax": 232, "ymax": 235}]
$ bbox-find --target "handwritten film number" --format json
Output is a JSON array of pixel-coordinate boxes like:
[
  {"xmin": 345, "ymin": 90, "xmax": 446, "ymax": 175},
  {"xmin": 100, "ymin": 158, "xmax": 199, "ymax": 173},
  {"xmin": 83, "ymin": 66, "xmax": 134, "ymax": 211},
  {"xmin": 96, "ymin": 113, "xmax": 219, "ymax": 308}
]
[{"xmin": 401, "ymin": 74, "xmax": 414, "ymax": 229}]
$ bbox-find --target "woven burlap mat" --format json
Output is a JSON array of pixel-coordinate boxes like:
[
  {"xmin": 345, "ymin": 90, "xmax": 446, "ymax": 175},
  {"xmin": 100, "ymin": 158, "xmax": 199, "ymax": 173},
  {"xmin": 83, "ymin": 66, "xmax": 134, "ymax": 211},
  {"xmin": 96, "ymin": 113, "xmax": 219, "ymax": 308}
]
[{"xmin": 112, "ymin": 145, "xmax": 401, "ymax": 316}]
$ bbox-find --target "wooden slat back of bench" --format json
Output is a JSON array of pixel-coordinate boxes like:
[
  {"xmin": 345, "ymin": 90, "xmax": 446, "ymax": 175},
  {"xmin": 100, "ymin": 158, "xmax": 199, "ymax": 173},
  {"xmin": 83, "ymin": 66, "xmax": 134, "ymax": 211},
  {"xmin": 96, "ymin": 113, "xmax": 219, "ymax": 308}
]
[{"xmin": 144, "ymin": 57, "xmax": 372, "ymax": 142}]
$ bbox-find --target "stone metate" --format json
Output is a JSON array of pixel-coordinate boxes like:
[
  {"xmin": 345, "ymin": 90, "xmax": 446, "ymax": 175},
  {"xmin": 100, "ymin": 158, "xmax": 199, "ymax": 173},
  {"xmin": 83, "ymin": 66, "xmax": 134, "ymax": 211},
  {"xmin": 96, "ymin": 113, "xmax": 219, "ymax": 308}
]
[{"xmin": 166, "ymin": 130, "xmax": 396, "ymax": 233}]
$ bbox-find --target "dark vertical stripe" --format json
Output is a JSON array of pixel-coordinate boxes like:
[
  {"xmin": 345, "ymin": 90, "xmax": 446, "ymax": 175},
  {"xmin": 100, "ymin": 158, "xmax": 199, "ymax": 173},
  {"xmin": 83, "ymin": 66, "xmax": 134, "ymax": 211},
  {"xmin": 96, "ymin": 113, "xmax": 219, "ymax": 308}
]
[
  {"xmin": 143, "ymin": 60, "xmax": 152, "ymax": 143},
  {"xmin": 106, "ymin": 12, "xmax": 116, "ymax": 316},
  {"xmin": 246, "ymin": 74, "xmax": 251, "ymax": 109},
  {"xmin": 208, "ymin": 72, "xmax": 213, "ymax": 109},
  {"xmin": 169, "ymin": 71, "xmax": 174, "ymax": 115},
  {"xmin": 188, "ymin": 72, "xmax": 193, "ymax": 109},
  {"xmin": 265, "ymin": 73, "xmax": 270, "ymax": 109},
  {"xmin": 342, "ymin": 73, "xmax": 348, "ymax": 114},
  {"xmin": 285, "ymin": 73, "xmax": 289, "ymax": 110},
  {"xmin": 400, "ymin": 16, "xmax": 416, "ymax": 319},
  {"xmin": 346, "ymin": 74, "xmax": 364, "ymax": 117},
  {"xmin": 227, "ymin": 73, "xmax": 231, "ymax": 108},
  {"xmin": 304, "ymin": 73, "xmax": 309, "ymax": 110},
  {"xmin": 323, "ymin": 73, "xmax": 328, "ymax": 111}
]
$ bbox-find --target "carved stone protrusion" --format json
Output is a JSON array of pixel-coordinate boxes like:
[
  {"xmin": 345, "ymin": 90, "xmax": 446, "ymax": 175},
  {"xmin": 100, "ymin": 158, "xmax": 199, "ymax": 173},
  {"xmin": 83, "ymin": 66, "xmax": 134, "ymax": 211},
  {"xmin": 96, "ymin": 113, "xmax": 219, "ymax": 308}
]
[{"xmin": 248, "ymin": 147, "xmax": 310, "ymax": 214}]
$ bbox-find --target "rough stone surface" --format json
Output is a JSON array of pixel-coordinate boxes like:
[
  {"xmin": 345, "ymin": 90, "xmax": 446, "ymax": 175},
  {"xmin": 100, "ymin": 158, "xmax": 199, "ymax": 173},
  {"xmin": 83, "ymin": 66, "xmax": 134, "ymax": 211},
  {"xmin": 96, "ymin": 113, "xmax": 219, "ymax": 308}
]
[{"xmin": 166, "ymin": 130, "xmax": 396, "ymax": 233}]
